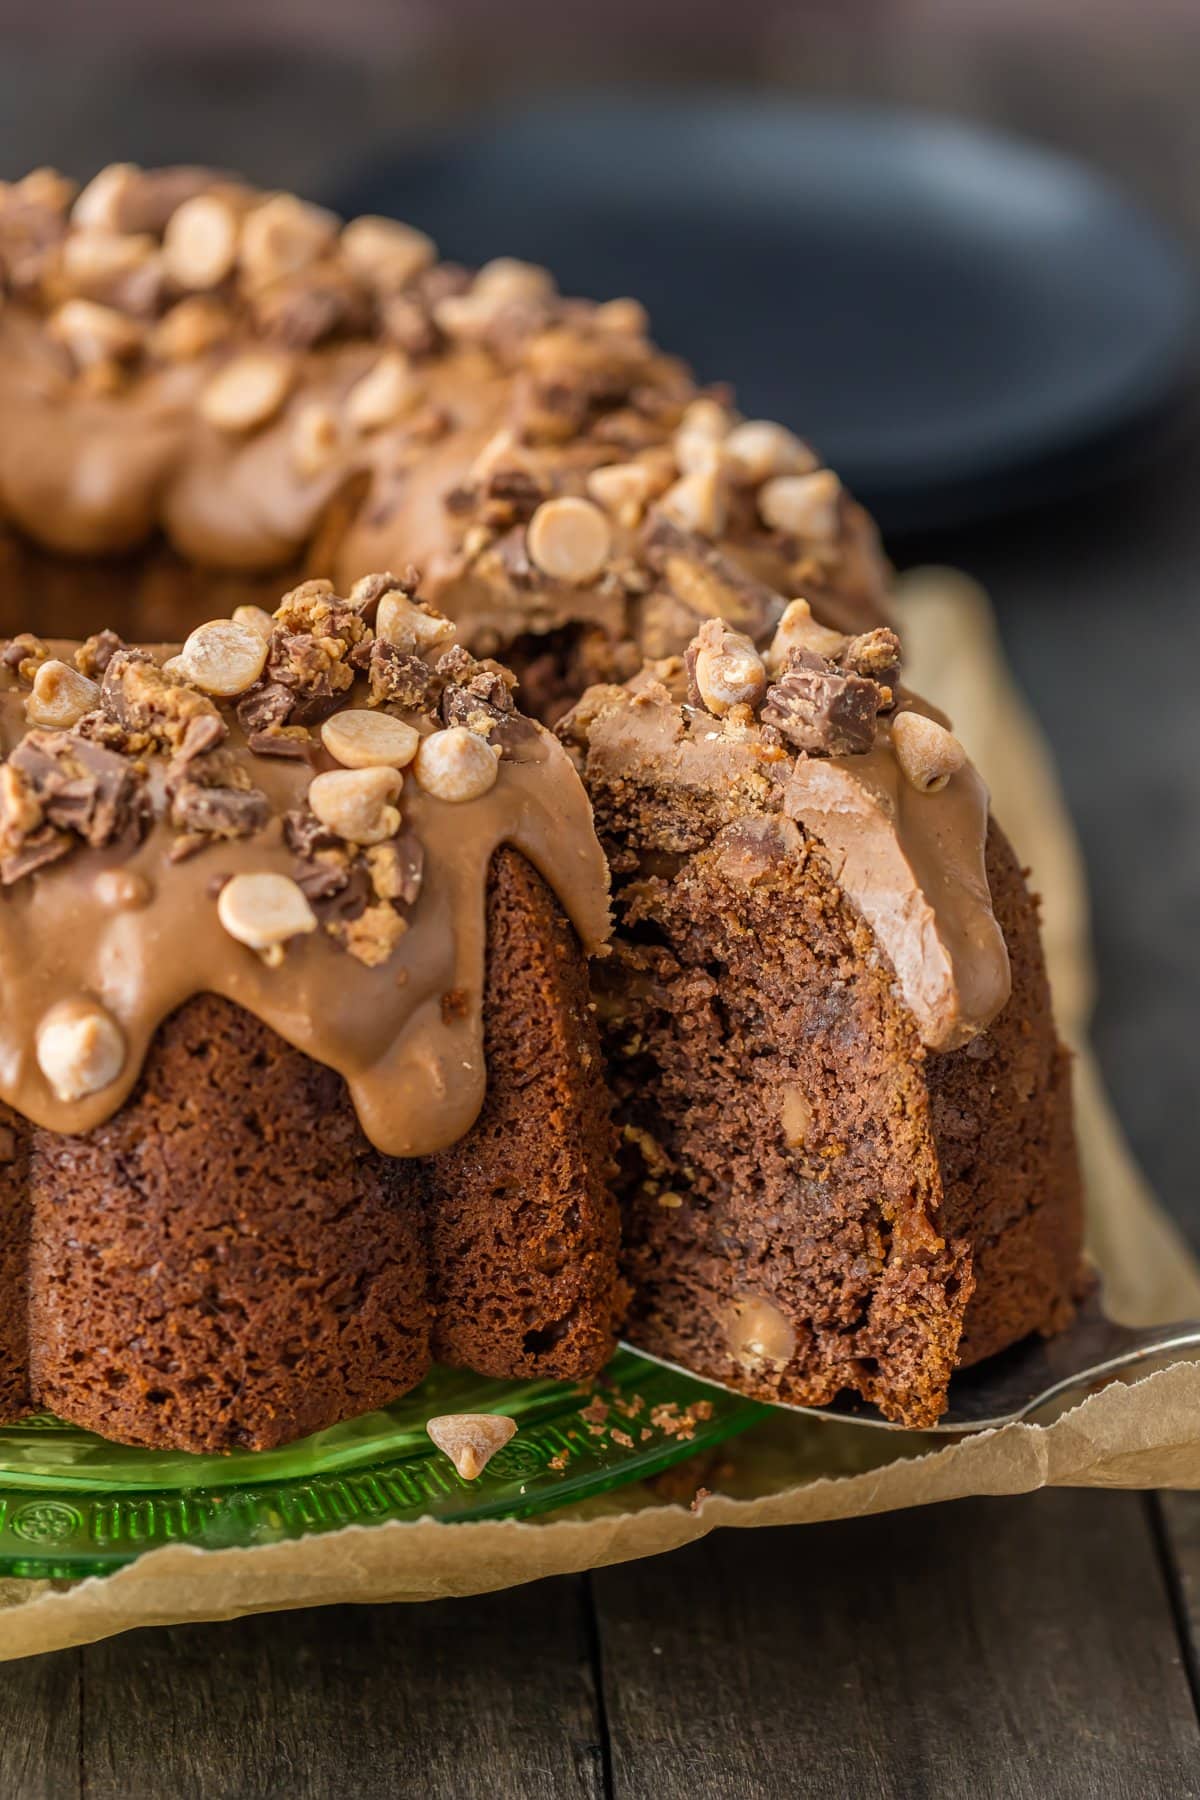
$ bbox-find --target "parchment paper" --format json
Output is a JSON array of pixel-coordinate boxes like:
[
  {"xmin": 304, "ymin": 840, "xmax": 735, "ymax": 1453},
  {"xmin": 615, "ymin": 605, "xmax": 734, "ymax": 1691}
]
[{"xmin": 4, "ymin": 568, "xmax": 1198, "ymax": 1661}]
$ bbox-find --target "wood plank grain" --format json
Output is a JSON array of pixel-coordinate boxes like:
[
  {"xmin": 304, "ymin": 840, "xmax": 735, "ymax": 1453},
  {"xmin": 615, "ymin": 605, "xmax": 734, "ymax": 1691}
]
[
  {"xmin": 1155, "ymin": 1490, "xmax": 1200, "ymax": 1710},
  {"xmin": 592, "ymin": 1490, "xmax": 1200, "ymax": 1800},
  {"xmin": 76, "ymin": 1579, "xmax": 604, "ymax": 1800},
  {"xmin": 0, "ymin": 1642, "xmax": 80, "ymax": 1800}
]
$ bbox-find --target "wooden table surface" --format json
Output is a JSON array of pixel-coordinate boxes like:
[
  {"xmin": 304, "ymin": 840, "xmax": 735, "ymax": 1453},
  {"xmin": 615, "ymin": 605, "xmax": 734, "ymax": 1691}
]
[{"xmin": 4, "ymin": 20, "xmax": 1200, "ymax": 1797}]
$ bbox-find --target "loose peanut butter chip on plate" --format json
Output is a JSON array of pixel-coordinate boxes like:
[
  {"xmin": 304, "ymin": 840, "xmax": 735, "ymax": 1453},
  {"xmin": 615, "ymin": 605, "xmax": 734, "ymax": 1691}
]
[
  {"xmin": 200, "ymin": 351, "xmax": 294, "ymax": 433},
  {"xmin": 413, "ymin": 728, "xmax": 500, "ymax": 803},
  {"xmin": 891, "ymin": 711, "xmax": 967, "ymax": 794},
  {"xmin": 426, "ymin": 1413, "xmax": 517, "ymax": 1480},
  {"xmin": 321, "ymin": 709, "xmax": 420, "ymax": 771},
  {"xmin": 526, "ymin": 496, "xmax": 612, "ymax": 584},
  {"xmin": 177, "ymin": 618, "xmax": 269, "ymax": 696},
  {"xmin": 217, "ymin": 872, "xmax": 317, "ymax": 958},
  {"xmin": 307, "ymin": 766, "xmax": 403, "ymax": 845},
  {"xmin": 36, "ymin": 998, "xmax": 126, "ymax": 1103},
  {"xmin": 25, "ymin": 659, "xmax": 100, "ymax": 729}
]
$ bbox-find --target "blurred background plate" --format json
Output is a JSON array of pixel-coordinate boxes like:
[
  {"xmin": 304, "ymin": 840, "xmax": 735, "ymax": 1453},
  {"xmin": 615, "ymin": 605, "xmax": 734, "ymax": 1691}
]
[{"xmin": 339, "ymin": 91, "xmax": 1198, "ymax": 534}]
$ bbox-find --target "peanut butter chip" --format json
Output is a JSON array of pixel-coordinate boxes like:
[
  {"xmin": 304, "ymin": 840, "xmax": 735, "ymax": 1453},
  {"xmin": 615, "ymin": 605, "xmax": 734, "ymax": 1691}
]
[
  {"xmin": 376, "ymin": 592, "xmax": 456, "ymax": 658},
  {"xmin": 217, "ymin": 872, "xmax": 317, "ymax": 957},
  {"xmin": 321, "ymin": 709, "xmax": 420, "ymax": 771},
  {"xmin": 71, "ymin": 163, "xmax": 141, "ymax": 231},
  {"xmin": 414, "ymin": 728, "xmax": 500, "ymax": 803},
  {"xmin": 526, "ymin": 497, "xmax": 612, "ymax": 584},
  {"xmin": 660, "ymin": 465, "xmax": 728, "ymax": 538},
  {"xmin": 231, "ymin": 604, "xmax": 276, "ymax": 644},
  {"xmin": 36, "ymin": 999, "xmax": 125, "ymax": 1103},
  {"xmin": 290, "ymin": 401, "xmax": 345, "ymax": 478},
  {"xmin": 48, "ymin": 299, "xmax": 141, "ymax": 368},
  {"xmin": 758, "ymin": 469, "xmax": 841, "ymax": 539},
  {"xmin": 345, "ymin": 351, "xmax": 419, "ymax": 434},
  {"xmin": 240, "ymin": 193, "xmax": 337, "ymax": 286},
  {"xmin": 308, "ymin": 766, "xmax": 403, "ymax": 845},
  {"xmin": 178, "ymin": 619, "xmax": 269, "ymax": 697},
  {"xmin": 94, "ymin": 868, "xmax": 153, "ymax": 911},
  {"xmin": 724, "ymin": 420, "xmax": 817, "ymax": 485},
  {"xmin": 340, "ymin": 215, "xmax": 436, "ymax": 291},
  {"xmin": 200, "ymin": 352, "xmax": 294, "ymax": 433},
  {"xmin": 723, "ymin": 1295, "xmax": 797, "ymax": 1373},
  {"xmin": 426, "ymin": 1413, "xmax": 517, "ymax": 1480},
  {"xmin": 693, "ymin": 636, "xmax": 766, "ymax": 716},
  {"xmin": 765, "ymin": 597, "xmax": 847, "ymax": 674},
  {"xmin": 162, "ymin": 193, "xmax": 240, "ymax": 289},
  {"xmin": 25, "ymin": 659, "xmax": 100, "ymax": 729},
  {"xmin": 891, "ymin": 711, "xmax": 967, "ymax": 794}
]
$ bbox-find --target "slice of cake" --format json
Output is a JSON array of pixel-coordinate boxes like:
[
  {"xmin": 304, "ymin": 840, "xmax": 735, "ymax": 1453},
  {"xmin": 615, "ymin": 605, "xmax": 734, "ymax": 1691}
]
[
  {"xmin": 562, "ymin": 604, "xmax": 1085, "ymax": 1428},
  {"xmin": 0, "ymin": 571, "xmax": 621, "ymax": 1451}
]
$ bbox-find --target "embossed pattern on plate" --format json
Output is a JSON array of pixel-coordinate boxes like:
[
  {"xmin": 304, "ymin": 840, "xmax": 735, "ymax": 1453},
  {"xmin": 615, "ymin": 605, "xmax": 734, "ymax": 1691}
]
[{"xmin": 0, "ymin": 1351, "xmax": 768, "ymax": 1579}]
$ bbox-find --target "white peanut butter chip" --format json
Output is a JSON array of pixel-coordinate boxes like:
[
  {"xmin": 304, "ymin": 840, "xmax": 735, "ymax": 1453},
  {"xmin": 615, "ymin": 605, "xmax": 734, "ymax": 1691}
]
[
  {"xmin": 177, "ymin": 618, "xmax": 269, "ymax": 696},
  {"xmin": 375, "ymin": 591, "xmax": 456, "ymax": 658},
  {"xmin": 149, "ymin": 296, "xmax": 232, "ymax": 362},
  {"xmin": 162, "ymin": 193, "xmax": 240, "ymax": 289},
  {"xmin": 891, "ymin": 711, "xmax": 967, "ymax": 794},
  {"xmin": 25, "ymin": 659, "xmax": 100, "ymax": 729},
  {"xmin": 765, "ymin": 597, "xmax": 847, "ymax": 674},
  {"xmin": 321, "ymin": 709, "xmax": 420, "ymax": 771},
  {"xmin": 592, "ymin": 296, "xmax": 649, "ymax": 335},
  {"xmin": 526, "ymin": 496, "xmax": 612, "ymax": 584},
  {"xmin": 308, "ymin": 766, "xmax": 404, "ymax": 845},
  {"xmin": 426, "ymin": 1413, "xmax": 517, "ymax": 1480},
  {"xmin": 200, "ymin": 351, "xmax": 294, "ymax": 433},
  {"xmin": 672, "ymin": 397, "xmax": 733, "ymax": 475},
  {"xmin": 217, "ymin": 873, "xmax": 317, "ymax": 956},
  {"xmin": 37, "ymin": 999, "xmax": 125, "ymax": 1103},
  {"xmin": 414, "ymin": 728, "xmax": 500, "ymax": 803},
  {"xmin": 724, "ymin": 420, "xmax": 818, "ymax": 485},
  {"xmin": 345, "ymin": 351, "xmax": 419, "ymax": 434},
  {"xmin": 758, "ymin": 468, "xmax": 841, "ymax": 540},
  {"xmin": 586, "ymin": 461, "xmax": 658, "ymax": 524}
]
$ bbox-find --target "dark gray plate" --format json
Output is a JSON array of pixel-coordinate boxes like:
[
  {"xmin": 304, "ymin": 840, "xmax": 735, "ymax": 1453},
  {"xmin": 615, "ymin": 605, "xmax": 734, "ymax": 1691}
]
[{"xmin": 338, "ymin": 91, "xmax": 1198, "ymax": 532}]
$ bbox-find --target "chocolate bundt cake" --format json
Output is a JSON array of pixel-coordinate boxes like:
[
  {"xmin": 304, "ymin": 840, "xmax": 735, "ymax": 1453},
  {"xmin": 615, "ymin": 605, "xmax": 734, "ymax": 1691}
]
[
  {"xmin": 563, "ymin": 609, "xmax": 1086, "ymax": 1429},
  {"xmin": 0, "ymin": 164, "xmax": 889, "ymax": 711},
  {"xmin": 0, "ymin": 572, "xmax": 622, "ymax": 1451}
]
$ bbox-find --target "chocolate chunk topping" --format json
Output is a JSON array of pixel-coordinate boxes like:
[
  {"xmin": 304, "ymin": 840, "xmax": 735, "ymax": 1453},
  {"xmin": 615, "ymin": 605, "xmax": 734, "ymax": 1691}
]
[{"xmin": 761, "ymin": 650, "xmax": 884, "ymax": 756}]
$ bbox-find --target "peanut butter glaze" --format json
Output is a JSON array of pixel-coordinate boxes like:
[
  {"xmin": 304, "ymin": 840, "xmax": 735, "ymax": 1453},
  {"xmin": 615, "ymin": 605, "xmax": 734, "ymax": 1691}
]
[
  {"xmin": 0, "ymin": 619, "xmax": 610, "ymax": 1155},
  {"xmin": 0, "ymin": 164, "xmax": 890, "ymax": 657},
  {"xmin": 565, "ymin": 642, "xmax": 1010, "ymax": 1051}
]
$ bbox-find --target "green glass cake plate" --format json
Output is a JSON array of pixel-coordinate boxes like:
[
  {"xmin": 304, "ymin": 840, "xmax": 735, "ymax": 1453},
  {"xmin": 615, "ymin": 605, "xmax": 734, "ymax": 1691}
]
[{"xmin": 0, "ymin": 1352, "xmax": 768, "ymax": 1580}]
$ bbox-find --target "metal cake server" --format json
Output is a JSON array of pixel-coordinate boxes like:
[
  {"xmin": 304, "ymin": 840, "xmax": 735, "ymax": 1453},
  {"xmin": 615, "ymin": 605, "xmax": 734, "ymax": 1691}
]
[{"xmin": 624, "ymin": 1293, "xmax": 1200, "ymax": 1434}]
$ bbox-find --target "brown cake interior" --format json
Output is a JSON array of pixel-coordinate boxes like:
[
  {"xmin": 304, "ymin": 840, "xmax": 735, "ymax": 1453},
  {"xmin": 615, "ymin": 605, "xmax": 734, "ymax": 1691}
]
[{"xmin": 567, "ymin": 626, "xmax": 1086, "ymax": 1428}]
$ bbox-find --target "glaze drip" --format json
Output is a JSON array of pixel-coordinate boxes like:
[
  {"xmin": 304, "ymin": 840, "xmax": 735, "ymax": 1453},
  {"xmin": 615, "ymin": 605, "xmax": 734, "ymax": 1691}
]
[{"xmin": 0, "ymin": 600, "xmax": 610, "ymax": 1156}]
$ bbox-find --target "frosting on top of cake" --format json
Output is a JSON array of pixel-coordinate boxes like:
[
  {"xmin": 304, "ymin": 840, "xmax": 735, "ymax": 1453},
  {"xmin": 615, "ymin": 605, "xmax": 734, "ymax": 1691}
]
[
  {"xmin": 0, "ymin": 571, "xmax": 610, "ymax": 1154},
  {"xmin": 563, "ymin": 603, "xmax": 1011, "ymax": 1052},
  {"xmin": 0, "ymin": 163, "xmax": 888, "ymax": 653}
]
